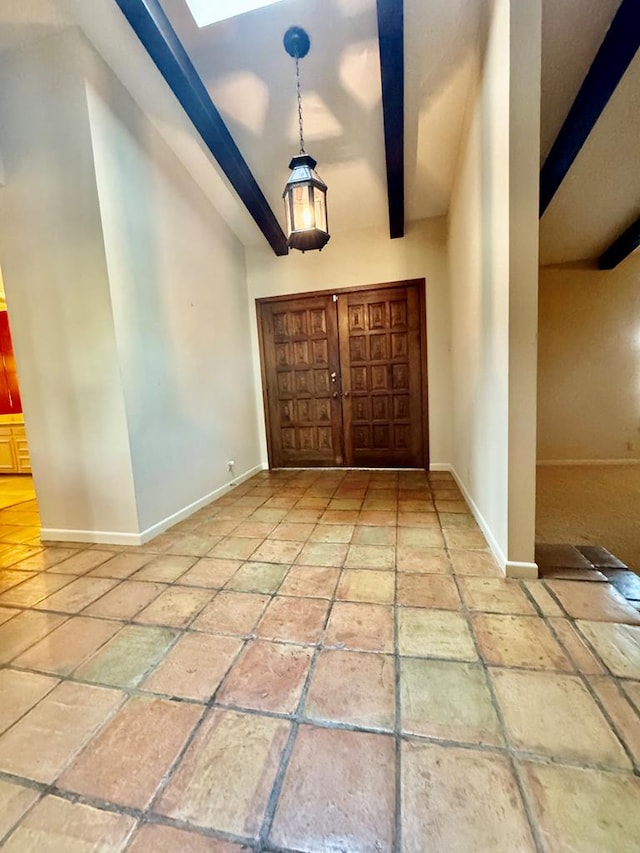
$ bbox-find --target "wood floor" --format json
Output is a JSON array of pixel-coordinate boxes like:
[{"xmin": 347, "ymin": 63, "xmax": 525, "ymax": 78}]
[{"xmin": 0, "ymin": 475, "xmax": 35, "ymax": 510}]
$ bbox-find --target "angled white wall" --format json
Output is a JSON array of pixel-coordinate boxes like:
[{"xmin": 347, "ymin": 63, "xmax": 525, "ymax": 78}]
[
  {"xmin": 0, "ymin": 30, "xmax": 139, "ymax": 539},
  {"xmin": 84, "ymin": 48, "xmax": 261, "ymax": 534},
  {"xmin": 448, "ymin": 0, "xmax": 541, "ymax": 576},
  {"xmin": 0, "ymin": 28, "xmax": 261, "ymax": 541}
]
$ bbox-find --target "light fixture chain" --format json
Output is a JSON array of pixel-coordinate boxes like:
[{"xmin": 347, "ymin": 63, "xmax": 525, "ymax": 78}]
[{"xmin": 295, "ymin": 53, "xmax": 305, "ymax": 154}]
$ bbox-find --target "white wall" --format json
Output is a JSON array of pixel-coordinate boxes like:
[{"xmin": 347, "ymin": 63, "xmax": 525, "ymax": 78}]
[
  {"xmin": 506, "ymin": 0, "xmax": 542, "ymax": 569},
  {"xmin": 84, "ymin": 46, "xmax": 262, "ymax": 533},
  {"xmin": 246, "ymin": 218, "xmax": 453, "ymax": 467},
  {"xmin": 0, "ymin": 28, "xmax": 261, "ymax": 541},
  {"xmin": 448, "ymin": 0, "xmax": 541, "ymax": 575},
  {"xmin": 538, "ymin": 255, "xmax": 640, "ymax": 461},
  {"xmin": 0, "ymin": 30, "xmax": 139, "ymax": 537}
]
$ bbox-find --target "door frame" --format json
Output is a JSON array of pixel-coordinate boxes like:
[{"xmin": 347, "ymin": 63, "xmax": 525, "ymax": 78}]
[{"xmin": 256, "ymin": 278, "xmax": 429, "ymax": 469}]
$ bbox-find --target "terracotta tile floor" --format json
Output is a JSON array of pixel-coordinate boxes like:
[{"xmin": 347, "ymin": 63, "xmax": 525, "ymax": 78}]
[{"xmin": 0, "ymin": 469, "xmax": 639, "ymax": 851}]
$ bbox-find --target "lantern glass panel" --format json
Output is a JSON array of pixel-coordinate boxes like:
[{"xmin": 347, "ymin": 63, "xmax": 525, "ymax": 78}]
[
  {"xmin": 291, "ymin": 185, "xmax": 314, "ymax": 231},
  {"xmin": 284, "ymin": 191, "xmax": 292, "ymax": 237},
  {"xmin": 314, "ymin": 188, "xmax": 327, "ymax": 233}
]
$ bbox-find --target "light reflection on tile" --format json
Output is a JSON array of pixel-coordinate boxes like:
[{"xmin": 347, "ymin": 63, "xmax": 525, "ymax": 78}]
[{"xmin": 3, "ymin": 470, "xmax": 638, "ymax": 853}]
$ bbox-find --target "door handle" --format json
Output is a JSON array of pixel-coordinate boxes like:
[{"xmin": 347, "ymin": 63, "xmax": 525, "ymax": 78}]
[
  {"xmin": 344, "ymin": 390, "xmax": 350, "ymax": 398},
  {"xmin": 332, "ymin": 391, "xmax": 340, "ymax": 398}
]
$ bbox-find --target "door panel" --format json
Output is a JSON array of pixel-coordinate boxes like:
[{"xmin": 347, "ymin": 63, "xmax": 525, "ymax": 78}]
[
  {"xmin": 257, "ymin": 281, "xmax": 427, "ymax": 469},
  {"xmin": 338, "ymin": 285, "xmax": 424, "ymax": 467},
  {"xmin": 259, "ymin": 295, "xmax": 343, "ymax": 467}
]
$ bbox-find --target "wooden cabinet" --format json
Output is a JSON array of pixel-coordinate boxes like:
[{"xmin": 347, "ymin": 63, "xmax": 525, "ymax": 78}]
[
  {"xmin": 0, "ymin": 430, "xmax": 17, "ymax": 472},
  {"xmin": 0, "ymin": 424, "xmax": 31, "ymax": 473}
]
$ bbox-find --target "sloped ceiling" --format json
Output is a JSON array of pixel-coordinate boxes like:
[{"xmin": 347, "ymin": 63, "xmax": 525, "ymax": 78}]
[
  {"xmin": 0, "ymin": 0, "xmax": 636, "ymax": 263},
  {"xmin": 0, "ymin": 0, "xmax": 485, "ymax": 248},
  {"xmin": 539, "ymin": 0, "xmax": 640, "ymax": 265},
  {"xmin": 159, "ymin": 0, "xmax": 484, "ymax": 241}
]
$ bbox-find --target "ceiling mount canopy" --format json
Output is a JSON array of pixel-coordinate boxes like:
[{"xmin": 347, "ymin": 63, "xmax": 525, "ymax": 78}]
[
  {"xmin": 282, "ymin": 25, "xmax": 330, "ymax": 254},
  {"xmin": 283, "ymin": 25, "xmax": 310, "ymax": 61}
]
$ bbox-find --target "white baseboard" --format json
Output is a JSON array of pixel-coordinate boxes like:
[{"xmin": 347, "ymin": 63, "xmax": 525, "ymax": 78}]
[
  {"xmin": 537, "ymin": 458, "xmax": 640, "ymax": 466},
  {"xmin": 40, "ymin": 463, "xmax": 265, "ymax": 546},
  {"xmin": 273, "ymin": 466, "xmax": 427, "ymax": 471},
  {"xmin": 442, "ymin": 463, "xmax": 539, "ymax": 579},
  {"xmin": 429, "ymin": 462, "xmax": 454, "ymax": 472},
  {"xmin": 505, "ymin": 560, "xmax": 539, "ymax": 580},
  {"xmin": 137, "ymin": 463, "xmax": 265, "ymax": 544},
  {"xmin": 40, "ymin": 528, "xmax": 144, "ymax": 546},
  {"xmin": 446, "ymin": 464, "xmax": 507, "ymax": 574}
]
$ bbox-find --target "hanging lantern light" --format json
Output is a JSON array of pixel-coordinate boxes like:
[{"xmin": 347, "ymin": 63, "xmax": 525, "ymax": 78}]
[{"xmin": 282, "ymin": 26, "xmax": 330, "ymax": 253}]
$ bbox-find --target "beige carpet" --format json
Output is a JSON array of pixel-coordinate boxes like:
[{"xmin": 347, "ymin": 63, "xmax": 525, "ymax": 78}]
[{"xmin": 536, "ymin": 464, "xmax": 640, "ymax": 570}]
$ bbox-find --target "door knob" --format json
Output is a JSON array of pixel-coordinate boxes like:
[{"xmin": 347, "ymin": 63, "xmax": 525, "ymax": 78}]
[
  {"xmin": 344, "ymin": 390, "xmax": 350, "ymax": 398},
  {"xmin": 332, "ymin": 392, "xmax": 339, "ymax": 398},
  {"xmin": 330, "ymin": 371, "xmax": 337, "ymax": 381}
]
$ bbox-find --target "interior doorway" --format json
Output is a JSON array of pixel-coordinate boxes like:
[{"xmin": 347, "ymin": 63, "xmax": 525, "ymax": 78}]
[
  {"xmin": 0, "ymin": 266, "xmax": 39, "ymax": 553},
  {"xmin": 257, "ymin": 279, "xmax": 428, "ymax": 469}
]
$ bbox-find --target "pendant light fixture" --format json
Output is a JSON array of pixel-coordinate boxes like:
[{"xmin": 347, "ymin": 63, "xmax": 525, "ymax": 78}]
[{"xmin": 282, "ymin": 26, "xmax": 330, "ymax": 252}]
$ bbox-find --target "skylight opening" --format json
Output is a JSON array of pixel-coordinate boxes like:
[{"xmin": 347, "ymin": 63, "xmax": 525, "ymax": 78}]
[{"xmin": 184, "ymin": 0, "xmax": 286, "ymax": 27}]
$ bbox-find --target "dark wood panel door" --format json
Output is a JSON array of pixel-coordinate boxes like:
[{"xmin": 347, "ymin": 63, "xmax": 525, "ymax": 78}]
[
  {"xmin": 259, "ymin": 295, "xmax": 344, "ymax": 467},
  {"xmin": 258, "ymin": 281, "xmax": 427, "ymax": 469},
  {"xmin": 338, "ymin": 285, "xmax": 424, "ymax": 467}
]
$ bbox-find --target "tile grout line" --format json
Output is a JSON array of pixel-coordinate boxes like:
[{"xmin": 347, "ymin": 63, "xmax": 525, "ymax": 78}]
[
  {"xmin": 0, "ymin": 763, "xmax": 263, "ymax": 853},
  {"xmin": 0, "ymin": 786, "xmax": 45, "ymax": 849},
  {"xmin": 0, "ymin": 610, "xmax": 76, "ymax": 669},
  {"xmin": 2, "ymin": 476, "xmax": 366, "ymax": 681},
  {"xmin": 496, "ymin": 577, "xmax": 640, "ymax": 782},
  {"xmin": 2, "ymin": 708, "xmax": 637, "ymax": 808},
  {"xmin": 3, "ymin": 469, "xmax": 638, "ymax": 848},
  {"xmin": 1, "ymin": 545, "xmax": 279, "ymax": 841},
  {"xmin": 450, "ymin": 572, "xmax": 547, "ymax": 853},
  {"xmin": 123, "ymin": 812, "xmax": 261, "ymax": 851},
  {"xmin": 0, "ymin": 686, "xmax": 132, "ymax": 843},
  {"xmin": 142, "ymin": 632, "xmax": 249, "ymax": 818},
  {"xmin": 256, "ymin": 489, "xmax": 351, "ymax": 850},
  {"xmin": 542, "ymin": 605, "xmax": 640, "ymax": 775},
  {"xmin": 517, "ymin": 575, "xmax": 640, "ymax": 717},
  {"xmin": 578, "ymin": 677, "xmax": 640, "ymax": 776},
  {"xmin": 518, "ymin": 577, "xmax": 548, "ymax": 619},
  {"xmin": 539, "ymin": 579, "xmax": 633, "ymax": 683},
  {"xmin": 470, "ymin": 574, "xmax": 640, "ymax": 817},
  {"xmin": 139, "ymin": 514, "xmax": 318, "ymax": 825},
  {"xmin": 393, "ymin": 525, "xmax": 403, "ymax": 853},
  {"xmin": 5, "ymin": 625, "xmax": 638, "ymax": 778},
  {"xmin": 3, "ymin": 550, "xmax": 315, "ymax": 670}
]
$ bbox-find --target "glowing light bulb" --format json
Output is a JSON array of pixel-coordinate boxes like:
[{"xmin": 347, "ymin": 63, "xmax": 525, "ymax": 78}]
[{"xmin": 302, "ymin": 207, "xmax": 312, "ymax": 229}]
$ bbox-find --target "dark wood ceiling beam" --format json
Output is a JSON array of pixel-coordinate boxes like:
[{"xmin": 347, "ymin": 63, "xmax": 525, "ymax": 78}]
[
  {"xmin": 599, "ymin": 215, "xmax": 640, "ymax": 269},
  {"xmin": 114, "ymin": 0, "xmax": 288, "ymax": 255},
  {"xmin": 539, "ymin": 0, "xmax": 640, "ymax": 216},
  {"xmin": 376, "ymin": 0, "xmax": 404, "ymax": 239}
]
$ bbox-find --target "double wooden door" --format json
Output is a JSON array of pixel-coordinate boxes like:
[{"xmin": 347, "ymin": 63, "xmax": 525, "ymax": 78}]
[{"xmin": 257, "ymin": 280, "xmax": 428, "ymax": 468}]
